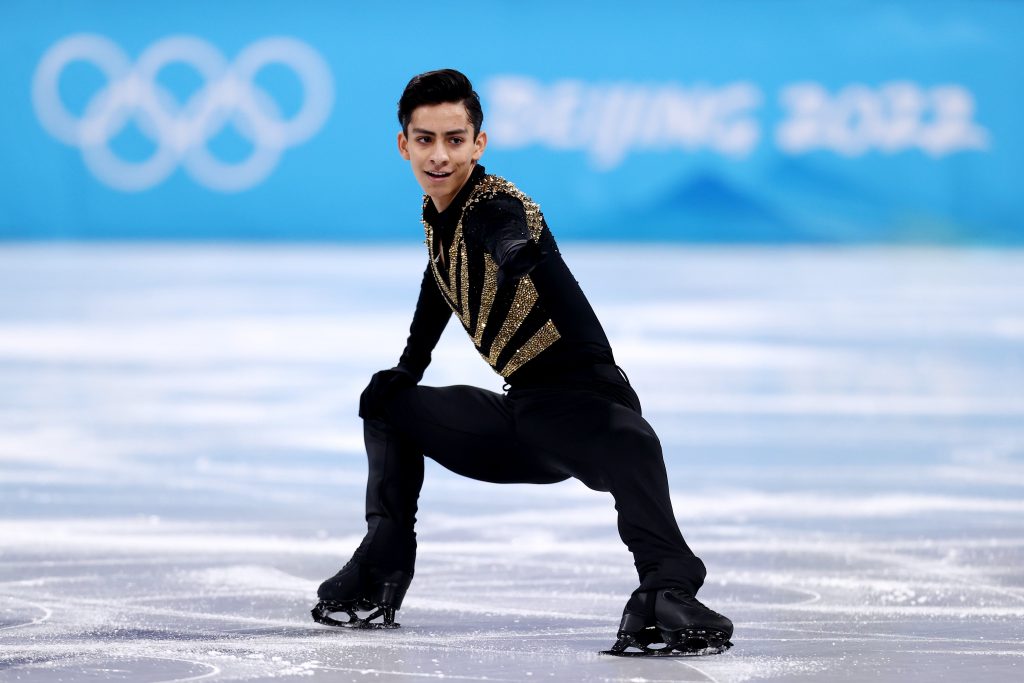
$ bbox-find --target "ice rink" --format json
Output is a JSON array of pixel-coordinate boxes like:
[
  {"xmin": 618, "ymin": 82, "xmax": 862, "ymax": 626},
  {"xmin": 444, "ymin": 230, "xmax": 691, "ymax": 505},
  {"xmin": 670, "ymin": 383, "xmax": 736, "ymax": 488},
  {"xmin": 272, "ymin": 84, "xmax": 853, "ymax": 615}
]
[{"xmin": 1, "ymin": 244, "xmax": 1022, "ymax": 682}]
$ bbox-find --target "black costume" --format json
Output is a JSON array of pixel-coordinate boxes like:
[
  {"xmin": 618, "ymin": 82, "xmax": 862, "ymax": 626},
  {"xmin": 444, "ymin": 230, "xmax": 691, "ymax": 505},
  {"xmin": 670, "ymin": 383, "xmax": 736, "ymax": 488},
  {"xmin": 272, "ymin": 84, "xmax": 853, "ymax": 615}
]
[
  {"xmin": 314, "ymin": 163, "xmax": 732, "ymax": 654},
  {"xmin": 358, "ymin": 164, "xmax": 706, "ymax": 596}
]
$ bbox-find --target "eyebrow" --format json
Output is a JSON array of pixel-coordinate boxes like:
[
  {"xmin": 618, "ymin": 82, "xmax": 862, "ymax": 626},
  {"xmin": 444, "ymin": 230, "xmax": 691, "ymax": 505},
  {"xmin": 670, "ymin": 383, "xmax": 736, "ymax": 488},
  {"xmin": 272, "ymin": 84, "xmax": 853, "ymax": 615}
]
[{"xmin": 411, "ymin": 127, "xmax": 469, "ymax": 136}]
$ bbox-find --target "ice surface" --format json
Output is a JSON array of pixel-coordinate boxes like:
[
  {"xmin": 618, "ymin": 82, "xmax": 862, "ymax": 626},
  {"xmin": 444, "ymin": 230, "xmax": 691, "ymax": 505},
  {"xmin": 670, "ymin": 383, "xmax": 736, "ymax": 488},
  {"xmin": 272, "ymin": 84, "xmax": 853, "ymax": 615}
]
[{"xmin": 1, "ymin": 244, "xmax": 1022, "ymax": 681}]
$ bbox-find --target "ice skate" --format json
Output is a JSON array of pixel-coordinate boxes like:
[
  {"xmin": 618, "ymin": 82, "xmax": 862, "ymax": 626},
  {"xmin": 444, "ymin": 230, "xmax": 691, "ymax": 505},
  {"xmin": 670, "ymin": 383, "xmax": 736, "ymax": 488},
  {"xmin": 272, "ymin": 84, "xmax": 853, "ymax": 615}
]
[
  {"xmin": 601, "ymin": 588, "xmax": 733, "ymax": 657},
  {"xmin": 311, "ymin": 557, "xmax": 413, "ymax": 629}
]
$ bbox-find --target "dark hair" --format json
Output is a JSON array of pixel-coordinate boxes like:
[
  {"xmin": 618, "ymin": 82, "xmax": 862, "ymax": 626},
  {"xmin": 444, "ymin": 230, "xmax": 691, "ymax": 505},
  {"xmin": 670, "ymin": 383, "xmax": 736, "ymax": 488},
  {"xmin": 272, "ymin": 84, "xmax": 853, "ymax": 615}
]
[{"xmin": 398, "ymin": 69, "xmax": 484, "ymax": 138}]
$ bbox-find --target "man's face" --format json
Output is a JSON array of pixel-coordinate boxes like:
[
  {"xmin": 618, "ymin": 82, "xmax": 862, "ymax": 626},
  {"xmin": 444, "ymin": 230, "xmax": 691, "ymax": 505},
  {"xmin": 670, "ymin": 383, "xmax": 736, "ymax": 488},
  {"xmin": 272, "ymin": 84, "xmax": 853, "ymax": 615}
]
[{"xmin": 398, "ymin": 102, "xmax": 487, "ymax": 213}]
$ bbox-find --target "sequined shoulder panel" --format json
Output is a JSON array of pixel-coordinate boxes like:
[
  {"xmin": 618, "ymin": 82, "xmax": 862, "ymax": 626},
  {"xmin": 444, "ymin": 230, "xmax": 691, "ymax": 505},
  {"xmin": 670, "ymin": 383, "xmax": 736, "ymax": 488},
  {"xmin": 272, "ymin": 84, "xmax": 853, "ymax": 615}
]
[
  {"xmin": 461, "ymin": 174, "xmax": 545, "ymax": 242},
  {"xmin": 420, "ymin": 175, "xmax": 560, "ymax": 379}
]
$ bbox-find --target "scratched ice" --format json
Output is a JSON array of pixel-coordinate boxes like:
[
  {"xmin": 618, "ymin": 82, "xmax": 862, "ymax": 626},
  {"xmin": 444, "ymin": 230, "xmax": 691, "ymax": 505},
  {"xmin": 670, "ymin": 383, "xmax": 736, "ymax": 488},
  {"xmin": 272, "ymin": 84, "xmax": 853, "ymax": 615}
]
[{"xmin": 1, "ymin": 245, "xmax": 1022, "ymax": 682}]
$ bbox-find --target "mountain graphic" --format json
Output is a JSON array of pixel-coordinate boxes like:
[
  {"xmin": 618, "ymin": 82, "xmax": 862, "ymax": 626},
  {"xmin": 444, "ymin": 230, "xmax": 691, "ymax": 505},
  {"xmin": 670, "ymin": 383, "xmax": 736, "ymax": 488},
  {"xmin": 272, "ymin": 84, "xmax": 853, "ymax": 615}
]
[
  {"xmin": 581, "ymin": 171, "xmax": 823, "ymax": 243},
  {"xmin": 762, "ymin": 157, "xmax": 899, "ymax": 241},
  {"xmin": 574, "ymin": 161, "xmax": 1019, "ymax": 244}
]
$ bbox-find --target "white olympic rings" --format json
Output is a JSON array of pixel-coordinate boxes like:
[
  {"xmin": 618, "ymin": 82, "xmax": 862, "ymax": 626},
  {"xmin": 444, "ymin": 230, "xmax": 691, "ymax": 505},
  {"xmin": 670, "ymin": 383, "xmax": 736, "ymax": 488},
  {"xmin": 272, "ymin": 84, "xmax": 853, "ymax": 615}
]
[{"xmin": 32, "ymin": 34, "xmax": 334, "ymax": 192}]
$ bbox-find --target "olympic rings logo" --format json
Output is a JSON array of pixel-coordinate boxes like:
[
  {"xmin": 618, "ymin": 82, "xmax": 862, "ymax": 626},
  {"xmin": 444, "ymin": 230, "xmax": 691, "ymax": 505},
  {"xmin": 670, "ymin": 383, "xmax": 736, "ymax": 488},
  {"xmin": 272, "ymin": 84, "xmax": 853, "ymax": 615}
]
[{"xmin": 32, "ymin": 34, "xmax": 334, "ymax": 192}]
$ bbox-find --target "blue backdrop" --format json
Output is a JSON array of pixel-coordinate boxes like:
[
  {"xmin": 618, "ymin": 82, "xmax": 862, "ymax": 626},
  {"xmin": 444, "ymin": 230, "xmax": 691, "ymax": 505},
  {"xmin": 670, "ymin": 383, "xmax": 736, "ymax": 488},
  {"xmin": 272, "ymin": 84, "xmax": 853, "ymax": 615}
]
[{"xmin": 1, "ymin": 0, "xmax": 1021, "ymax": 243}]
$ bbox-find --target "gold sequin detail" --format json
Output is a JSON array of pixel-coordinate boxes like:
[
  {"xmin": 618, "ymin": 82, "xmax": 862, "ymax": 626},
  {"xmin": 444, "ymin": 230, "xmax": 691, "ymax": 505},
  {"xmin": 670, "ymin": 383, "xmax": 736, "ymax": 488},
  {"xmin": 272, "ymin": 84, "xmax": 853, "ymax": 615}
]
[
  {"xmin": 463, "ymin": 175, "xmax": 545, "ymax": 241},
  {"xmin": 421, "ymin": 195, "xmax": 462, "ymax": 311},
  {"xmin": 472, "ymin": 255, "xmax": 499, "ymax": 346},
  {"xmin": 485, "ymin": 277, "xmax": 538, "ymax": 365},
  {"xmin": 421, "ymin": 175, "xmax": 561, "ymax": 378},
  {"xmin": 458, "ymin": 241, "xmax": 471, "ymax": 328},
  {"xmin": 499, "ymin": 320, "xmax": 561, "ymax": 377}
]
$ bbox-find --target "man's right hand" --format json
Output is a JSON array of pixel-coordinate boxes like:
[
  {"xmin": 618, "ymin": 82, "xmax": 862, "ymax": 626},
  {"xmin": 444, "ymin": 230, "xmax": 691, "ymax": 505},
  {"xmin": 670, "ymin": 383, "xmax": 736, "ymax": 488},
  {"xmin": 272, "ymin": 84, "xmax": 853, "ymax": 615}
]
[{"xmin": 358, "ymin": 368, "xmax": 417, "ymax": 420}]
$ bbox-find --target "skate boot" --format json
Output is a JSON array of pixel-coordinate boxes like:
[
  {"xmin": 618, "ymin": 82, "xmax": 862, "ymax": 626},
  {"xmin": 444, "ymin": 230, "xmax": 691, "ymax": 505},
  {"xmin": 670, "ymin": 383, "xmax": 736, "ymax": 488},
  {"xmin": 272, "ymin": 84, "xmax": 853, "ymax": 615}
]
[
  {"xmin": 601, "ymin": 588, "xmax": 733, "ymax": 656},
  {"xmin": 311, "ymin": 519, "xmax": 416, "ymax": 629},
  {"xmin": 311, "ymin": 556, "xmax": 413, "ymax": 629}
]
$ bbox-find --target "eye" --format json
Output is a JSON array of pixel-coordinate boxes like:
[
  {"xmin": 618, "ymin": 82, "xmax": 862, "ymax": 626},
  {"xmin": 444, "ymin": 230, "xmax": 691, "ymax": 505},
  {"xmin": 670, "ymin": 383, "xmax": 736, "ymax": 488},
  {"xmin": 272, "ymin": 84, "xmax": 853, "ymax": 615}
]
[
  {"xmin": 450, "ymin": 137, "xmax": 464, "ymax": 145},
  {"xmin": 416, "ymin": 136, "xmax": 431, "ymax": 144}
]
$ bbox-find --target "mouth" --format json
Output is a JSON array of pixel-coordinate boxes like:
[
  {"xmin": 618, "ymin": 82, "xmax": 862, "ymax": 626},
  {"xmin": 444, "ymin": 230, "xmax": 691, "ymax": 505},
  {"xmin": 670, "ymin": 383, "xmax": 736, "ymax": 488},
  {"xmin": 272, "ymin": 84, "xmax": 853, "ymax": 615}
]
[{"xmin": 424, "ymin": 170, "xmax": 453, "ymax": 180}]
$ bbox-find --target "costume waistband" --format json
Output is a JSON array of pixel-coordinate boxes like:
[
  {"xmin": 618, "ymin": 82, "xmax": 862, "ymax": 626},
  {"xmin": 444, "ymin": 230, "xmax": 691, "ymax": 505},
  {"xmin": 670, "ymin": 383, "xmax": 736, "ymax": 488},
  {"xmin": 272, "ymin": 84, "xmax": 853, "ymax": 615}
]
[{"xmin": 506, "ymin": 362, "xmax": 630, "ymax": 391}]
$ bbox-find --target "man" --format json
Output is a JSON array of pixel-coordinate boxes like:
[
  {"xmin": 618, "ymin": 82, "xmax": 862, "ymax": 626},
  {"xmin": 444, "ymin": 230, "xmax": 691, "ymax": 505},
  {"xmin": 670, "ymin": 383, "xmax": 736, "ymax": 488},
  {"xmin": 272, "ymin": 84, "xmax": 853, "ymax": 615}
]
[{"xmin": 311, "ymin": 69, "xmax": 733, "ymax": 657}]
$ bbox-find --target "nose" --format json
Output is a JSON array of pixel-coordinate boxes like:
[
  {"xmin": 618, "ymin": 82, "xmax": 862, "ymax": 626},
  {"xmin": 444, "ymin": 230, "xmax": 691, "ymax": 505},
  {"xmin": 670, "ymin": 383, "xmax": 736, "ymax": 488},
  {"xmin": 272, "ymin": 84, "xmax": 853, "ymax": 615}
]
[{"xmin": 429, "ymin": 140, "xmax": 449, "ymax": 166}]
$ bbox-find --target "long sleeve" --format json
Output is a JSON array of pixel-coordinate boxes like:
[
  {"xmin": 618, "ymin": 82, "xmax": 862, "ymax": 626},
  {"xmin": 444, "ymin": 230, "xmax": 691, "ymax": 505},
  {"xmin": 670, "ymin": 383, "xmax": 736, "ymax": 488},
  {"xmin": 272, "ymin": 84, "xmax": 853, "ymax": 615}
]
[
  {"xmin": 396, "ymin": 263, "xmax": 452, "ymax": 381},
  {"xmin": 469, "ymin": 193, "xmax": 615, "ymax": 379},
  {"xmin": 472, "ymin": 196, "xmax": 546, "ymax": 289}
]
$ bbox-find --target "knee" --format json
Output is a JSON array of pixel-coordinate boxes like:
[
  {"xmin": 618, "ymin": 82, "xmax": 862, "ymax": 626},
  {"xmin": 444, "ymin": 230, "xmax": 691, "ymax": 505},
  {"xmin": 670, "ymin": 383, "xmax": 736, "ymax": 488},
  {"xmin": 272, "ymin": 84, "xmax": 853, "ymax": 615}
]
[
  {"xmin": 618, "ymin": 422, "xmax": 661, "ymax": 451},
  {"xmin": 574, "ymin": 426, "xmax": 663, "ymax": 491},
  {"xmin": 378, "ymin": 387, "xmax": 421, "ymax": 423},
  {"xmin": 607, "ymin": 425, "xmax": 663, "ymax": 466},
  {"xmin": 364, "ymin": 384, "xmax": 419, "ymax": 430}
]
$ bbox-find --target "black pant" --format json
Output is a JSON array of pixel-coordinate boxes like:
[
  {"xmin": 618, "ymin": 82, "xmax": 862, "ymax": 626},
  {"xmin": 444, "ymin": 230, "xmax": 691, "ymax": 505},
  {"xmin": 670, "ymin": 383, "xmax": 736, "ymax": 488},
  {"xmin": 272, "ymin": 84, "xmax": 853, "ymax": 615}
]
[{"xmin": 361, "ymin": 363, "xmax": 707, "ymax": 595}]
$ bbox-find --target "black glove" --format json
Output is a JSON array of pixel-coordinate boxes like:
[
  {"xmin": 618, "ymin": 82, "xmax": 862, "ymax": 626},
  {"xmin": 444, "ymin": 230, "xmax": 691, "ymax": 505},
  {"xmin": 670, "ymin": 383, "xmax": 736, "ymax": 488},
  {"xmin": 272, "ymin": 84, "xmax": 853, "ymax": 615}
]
[
  {"xmin": 358, "ymin": 367, "xmax": 417, "ymax": 420},
  {"xmin": 496, "ymin": 239, "xmax": 545, "ymax": 290}
]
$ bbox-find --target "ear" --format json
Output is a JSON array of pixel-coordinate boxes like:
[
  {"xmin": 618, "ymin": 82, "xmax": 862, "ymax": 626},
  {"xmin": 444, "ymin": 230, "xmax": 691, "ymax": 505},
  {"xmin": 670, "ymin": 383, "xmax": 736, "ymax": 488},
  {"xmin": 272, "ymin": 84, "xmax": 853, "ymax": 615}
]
[
  {"xmin": 472, "ymin": 130, "xmax": 487, "ymax": 162},
  {"xmin": 397, "ymin": 131, "xmax": 411, "ymax": 160}
]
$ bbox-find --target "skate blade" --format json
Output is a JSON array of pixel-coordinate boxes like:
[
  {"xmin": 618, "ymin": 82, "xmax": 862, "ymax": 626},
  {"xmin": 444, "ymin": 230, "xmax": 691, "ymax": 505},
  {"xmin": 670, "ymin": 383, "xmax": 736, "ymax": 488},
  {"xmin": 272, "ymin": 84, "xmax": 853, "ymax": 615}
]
[
  {"xmin": 599, "ymin": 628, "xmax": 732, "ymax": 657},
  {"xmin": 310, "ymin": 601, "xmax": 400, "ymax": 629},
  {"xmin": 599, "ymin": 645, "xmax": 732, "ymax": 657}
]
